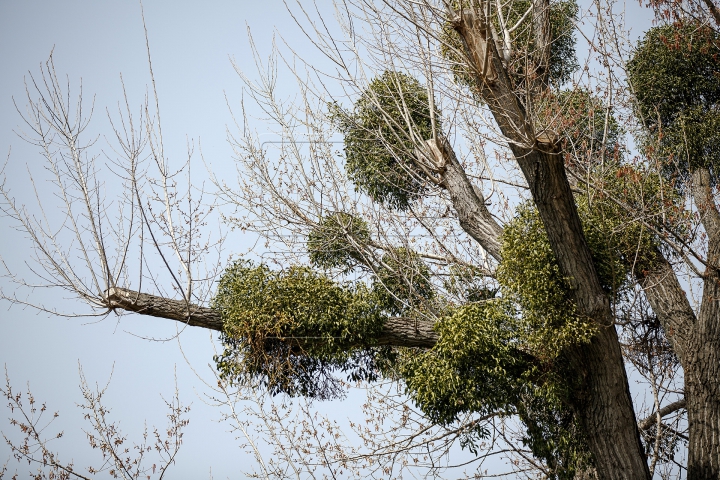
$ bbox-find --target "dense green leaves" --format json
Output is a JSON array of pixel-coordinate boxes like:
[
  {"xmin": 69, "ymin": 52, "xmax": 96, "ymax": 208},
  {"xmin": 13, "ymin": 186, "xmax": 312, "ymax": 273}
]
[
  {"xmin": 400, "ymin": 298, "xmax": 591, "ymax": 478},
  {"xmin": 628, "ymin": 21, "xmax": 720, "ymax": 180},
  {"xmin": 498, "ymin": 204, "xmax": 598, "ymax": 361},
  {"xmin": 307, "ymin": 212, "xmax": 371, "ymax": 271},
  {"xmin": 401, "ymin": 302, "xmax": 534, "ymax": 424},
  {"xmin": 213, "ymin": 261, "xmax": 386, "ymax": 398},
  {"xmin": 332, "ymin": 71, "xmax": 438, "ymax": 210}
]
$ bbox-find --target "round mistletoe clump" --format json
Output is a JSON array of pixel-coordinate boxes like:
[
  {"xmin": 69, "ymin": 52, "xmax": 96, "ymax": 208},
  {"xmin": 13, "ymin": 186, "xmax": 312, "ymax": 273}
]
[
  {"xmin": 628, "ymin": 21, "xmax": 720, "ymax": 180},
  {"xmin": 333, "ymin": 71, "xmax": 439, "ymax": 210},
  {"xmin": 307, "ymin": 212, "xmax": 371, "ymax": 271}
]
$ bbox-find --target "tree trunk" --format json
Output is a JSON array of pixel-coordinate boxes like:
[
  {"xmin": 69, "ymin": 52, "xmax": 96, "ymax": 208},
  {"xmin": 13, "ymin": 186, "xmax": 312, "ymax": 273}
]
[
  {"xmin": 685, "ymin": 169, "xmax": 720, "ymax": 479},
  {"xmin": 525, "ymin": 149, "xmax": 650, "ymax": 479},
  {"xmin": 685, "ymin": 335, "xmax": 720, "ymax": 479},
  {"xmin": 451, "ymin": 10, "xmax": 650, "ymax": 478}
]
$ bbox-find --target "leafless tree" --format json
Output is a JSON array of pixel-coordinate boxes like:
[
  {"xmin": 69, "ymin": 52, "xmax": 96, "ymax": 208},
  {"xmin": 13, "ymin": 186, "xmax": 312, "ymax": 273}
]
[{"xmin": 1, "ymin": 367, "xmax": 188, "ymax": 479}]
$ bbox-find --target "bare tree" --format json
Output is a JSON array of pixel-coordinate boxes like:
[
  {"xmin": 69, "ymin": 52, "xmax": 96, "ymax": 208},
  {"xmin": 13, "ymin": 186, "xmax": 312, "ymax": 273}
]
[
  {"xmin": 1, "ymin": 367, "xmax": 188, "ymax": 479},
  {"xmin": 3, "ymin": 0, "xmax": 719, "ymax": 478}
]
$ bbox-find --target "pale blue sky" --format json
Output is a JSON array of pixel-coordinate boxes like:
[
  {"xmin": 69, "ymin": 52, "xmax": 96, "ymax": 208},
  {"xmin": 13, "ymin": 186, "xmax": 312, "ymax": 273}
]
[{"xmin": 0, "ymin": 2, "xmax": 340, "ymax": 477}]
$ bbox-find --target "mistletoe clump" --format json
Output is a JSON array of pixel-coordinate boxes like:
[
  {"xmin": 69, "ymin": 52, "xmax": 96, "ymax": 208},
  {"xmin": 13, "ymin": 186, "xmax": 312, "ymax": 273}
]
[
  {"xmin": 332, "ymin": 71, "xmax": 439, "ymax": 210},
  {"xmin": 307, "ymin": 212, "xmax": 371, "ymax": 271},
  {"xmin": 213, "ymin": 261, "xmax": 386, "ymax": 398},
  {"xmin": 440, "ymin": 0, "xmax": 579, "ymax": 90},
  {"xmin": 498, "ymin": 204, "xmax": 598, "ymax": 361},
  {"xmin": 628, "ymin": 21, "xmax": 720, "ymax": 181},
  {"xmin": 400, "ymin": 299, "xmax": 592, "ymax": 479}
]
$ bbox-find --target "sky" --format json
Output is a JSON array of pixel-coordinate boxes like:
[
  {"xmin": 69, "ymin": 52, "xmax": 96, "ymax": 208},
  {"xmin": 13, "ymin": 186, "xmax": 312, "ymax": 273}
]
[
  {"xmin": 0, "ymin": 1, "xmax": 341, "ymax": 477},
  {"xmin": 0, "ymin": 1, "xmax": 657, "ymax": 479}
]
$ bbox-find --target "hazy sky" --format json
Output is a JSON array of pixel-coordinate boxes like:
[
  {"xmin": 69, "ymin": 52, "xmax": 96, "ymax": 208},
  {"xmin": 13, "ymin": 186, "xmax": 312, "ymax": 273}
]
[
  {"xmin": 0, "ymin": 1, "xmax": 656, "ymax": 478},
  {"xmin": 0, "ymin": 1, "xmax": 343, "ymax": 477}
]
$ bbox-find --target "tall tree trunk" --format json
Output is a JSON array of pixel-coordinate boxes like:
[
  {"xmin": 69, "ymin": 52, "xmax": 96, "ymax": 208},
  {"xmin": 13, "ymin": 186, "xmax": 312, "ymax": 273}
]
[
  {"xmin": 522, "ymin": 145, "xmax": 650, "ymax": 479},
  {"xmin": 686, "ymin": 169, "xmax": 720, "ymax": 479},
  {"xmin": 451, "ymin": 10, "xmax": 650, "ymax": 477},
  {"xmin": 685, "ymin": 330, "xmax": 720, "ymax": 479}
]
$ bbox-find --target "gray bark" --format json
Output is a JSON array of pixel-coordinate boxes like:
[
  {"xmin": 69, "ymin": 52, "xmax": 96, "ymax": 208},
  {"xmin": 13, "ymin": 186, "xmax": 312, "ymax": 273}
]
[
  {"xmin": 451, "ymin": 10, "xmax": 650, "ymax": 478},
  {"xmin": 637, "ymin": 250, "xmax": 696, "ymax": 364},
  {"xmin": 532, "ymin": 0, "xmax": 552, "ymax": 88},
  {"xmin": 424, "ymin": 137, "xmax": 503, "ymax": 260},
  {"xmin": 637, "ymin": 399, "xmax": 687, "ymax": 431},
  {"xmin": 685, "ymin": 169, "xmax": 720, "ymax": 479},
  {"xmin": 106, "ymin": 287, "xmax": 224, "ymax": 330},
  {"xmin": 105, "ymin": 287, "xmax": 438, "ymax": 348}
]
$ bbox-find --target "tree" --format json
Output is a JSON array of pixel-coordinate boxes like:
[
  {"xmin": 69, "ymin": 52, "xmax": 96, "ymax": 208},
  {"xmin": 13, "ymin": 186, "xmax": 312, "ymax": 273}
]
[
  {"xmin": 2, "ymin": 0, "xmax": 719, "ymax": 478},
  {"xmin": 1, "ymin": 369, "xmax": 189, "ymax": 480}
]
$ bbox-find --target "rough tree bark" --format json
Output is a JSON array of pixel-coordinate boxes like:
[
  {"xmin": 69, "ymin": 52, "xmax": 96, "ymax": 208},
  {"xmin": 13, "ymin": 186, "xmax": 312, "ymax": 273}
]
[
  {"xmin": 450, "ymin": 8, "xmax": 650, "ymax": 478},
  {"xmin": 685, "ymin": 168, "xmax": 720, "ymax": 479},
  {"xmin": 425, "ymin": 137, "xmax": 504, "ymax": 261}
]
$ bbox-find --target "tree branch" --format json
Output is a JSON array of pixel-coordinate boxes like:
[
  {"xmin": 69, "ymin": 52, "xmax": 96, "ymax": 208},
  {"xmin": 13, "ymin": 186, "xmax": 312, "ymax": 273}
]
[
  {"xmin": 637, "ymin": 250, "xmax": 697, "ymax": 364},
  {"xmin": 105, "ymin": 287, "xmax": 438, "ymax": 348},
  {"xmin": 424, "ymin": 137, "xmax": 503, "ymax": 261},
  {"xmin": 638, "ymin": 399, "xmax": 687, "ymax": 431},
  {"xmin": 106, "ymin": 287, "xmax": 224, "ymax": 330}
]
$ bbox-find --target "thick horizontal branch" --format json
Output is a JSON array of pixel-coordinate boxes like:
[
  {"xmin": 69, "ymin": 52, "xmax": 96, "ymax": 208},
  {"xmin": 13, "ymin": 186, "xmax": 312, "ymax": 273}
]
[
  {"xmin": 105, "ymin": 288, "xmax": 438, "ymax": 348},
  {"xmin": 106, "ymin": 287, "xmax": 224, "ymax": 330},
  {"xmin": 638, "ymin": 399, "xmax": 687, "ymax": 431},
  {"xmin": 375, "ymin": 316, "xmax": 439, "ymax": 348}
]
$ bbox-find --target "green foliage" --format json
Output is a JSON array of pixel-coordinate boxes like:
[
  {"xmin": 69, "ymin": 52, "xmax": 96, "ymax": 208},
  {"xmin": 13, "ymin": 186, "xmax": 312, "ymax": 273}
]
[
  {"xmin": 400, "ymin": 186, "xmax": 677, "ymax": 475},
  {"xmin": 332, "ymin": 71, "xmax": 439, "ymax": 210},
  {"xmin": 307, "ymin": 212, "xmax": 371, "ymax": 271},
  {"xmin": 501, "ymin": 174, "xmax": 679, "ymax": 310},
  {"xmin": 401, "ymin": 302, "xmax": 536, "ymax": 424},
  {"xmin": 373, "ymin": 247, "xmax": 435, "ymax": 315},
  {"xmin": 498, "ymin": 204, "xmax": 598, "ymax": 361},
  {"xmin": 440, "ymin": 0, "xmax": 578, "ymax": 90},
  {"xmin": 213, "ymin": 261, "xmax": 386, "ymax": 398},
  {"xmin": 627, "ymin": 21, "xmax": 720, "ymax": 181},
  {"xmin": 547, "ymin": 0, "xmax": 580, "ymax": 86},
  {"xmin": 401, "ymin": 300, "xmax": 591, "ymax": 478}
]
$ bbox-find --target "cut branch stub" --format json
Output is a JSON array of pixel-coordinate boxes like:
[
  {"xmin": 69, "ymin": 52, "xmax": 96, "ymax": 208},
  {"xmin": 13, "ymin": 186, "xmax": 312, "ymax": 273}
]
[
  {"xmin": 105, "ymin": 287, "xmax": 223, "ymax": 331},
  {"xmin": 451, "ymin": 11, "xmax": 498, "ymax": 85}
]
